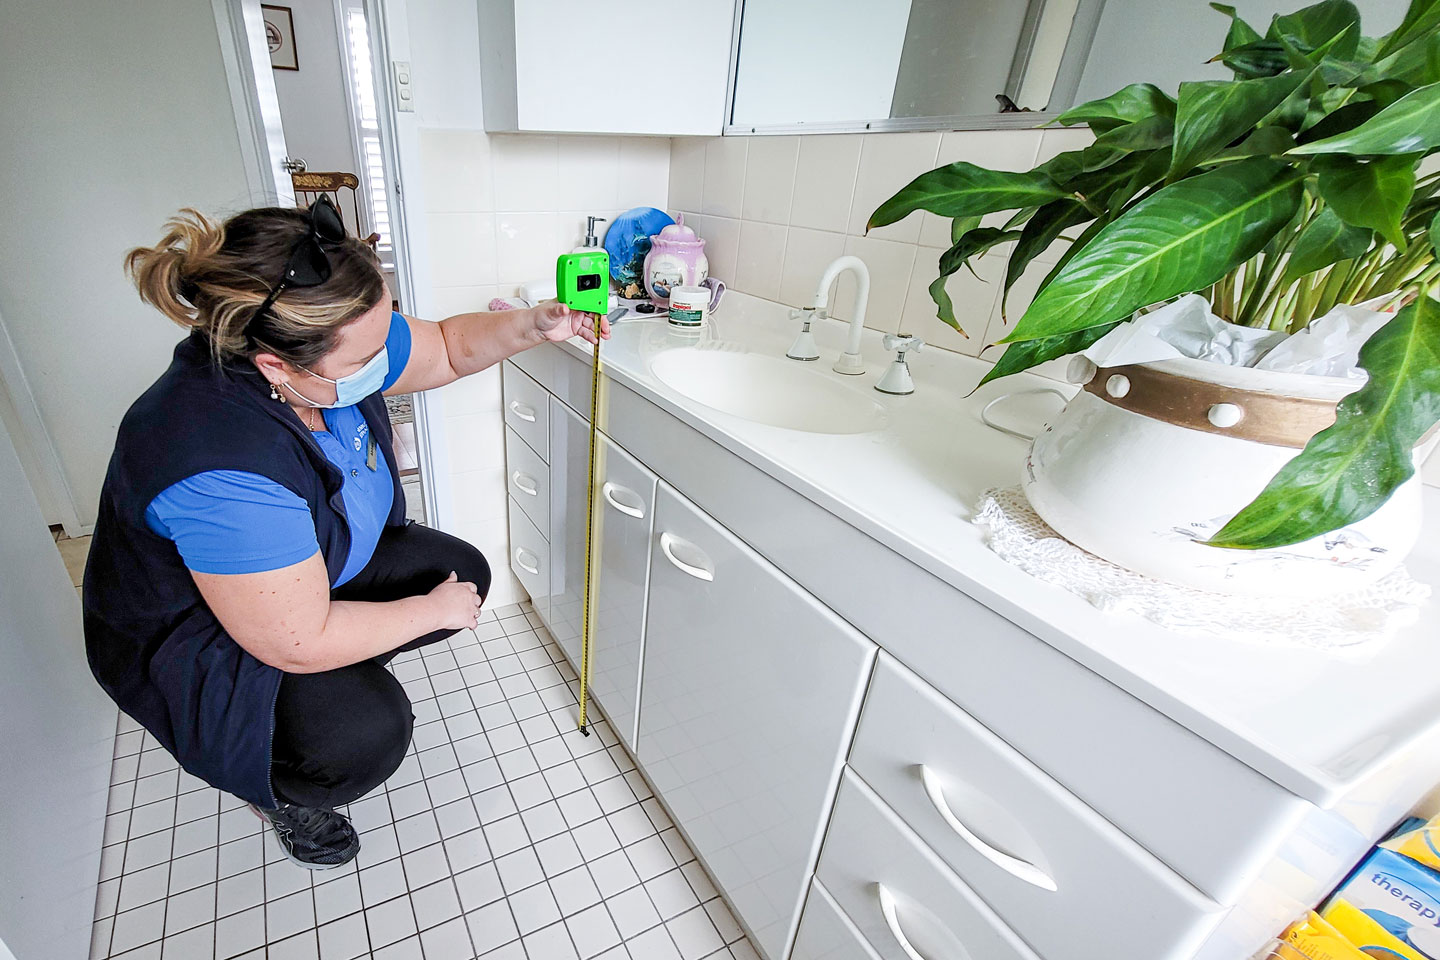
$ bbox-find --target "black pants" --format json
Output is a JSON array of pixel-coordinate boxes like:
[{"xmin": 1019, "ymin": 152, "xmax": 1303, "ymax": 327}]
[{"xmin": 269, "ymin": 522, "xmax": 491, "ymax": 809}]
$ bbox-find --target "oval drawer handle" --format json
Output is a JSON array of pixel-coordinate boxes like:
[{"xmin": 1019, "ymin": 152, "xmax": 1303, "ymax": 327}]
[
  {"xmin": 508, "ymin": 400, "xmax": 537, "ymax": 423},
  {"xmin": 876, "ymin": 884, "xmax": 926, "ymax": 960},
  {"xmin": 659, "ymin": 532, "xmax": 713, "ymax": 582},
  {"xmin": 602, "ymin": 482, "xmax": 645, "ymax": 519},
  {"xmin": 513, "ymin": 547, "xmax": 541, "ymax": 576},
  {"xmin": 511, "ymin": 471, "xmax": 539, "ymax": 497},
  {"xmin": 920, "ymin": 765, "xmax": 1057, "ymax": 892}
]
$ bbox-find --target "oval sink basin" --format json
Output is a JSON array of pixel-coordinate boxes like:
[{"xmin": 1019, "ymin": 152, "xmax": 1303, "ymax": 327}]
[{"xmin": 648, "ymin": 347, "xmax": 888, "ymax": 435}]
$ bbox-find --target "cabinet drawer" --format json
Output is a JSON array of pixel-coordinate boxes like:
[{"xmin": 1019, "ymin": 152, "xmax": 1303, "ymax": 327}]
[
  {"xmin": 507, "ymin": 497, "xmax": 549, "ymax": 617},
  {"xmin": 502, "ymin": 362, "xmax": 549, "ymax": 462},
  {"xmin": 792, "ymin": 882, "xmax": 881, "ymax": 960},
  {"xmin": 850, "ymin": 653, "xmax": 1221, "ymax": 960},
  {"xmin": 589, "ymin": 434, "xmax": 656, "ymax": 752},
  {"xmin": 819, "ymin": 771, "xmax": 1040, "ymax": 960},
  {"xmin": 639, "ymin": 482, "xmax": 875, "ymax": 960},
  {"xmin": 504, "ymin": 426, "xmax": 549, "ymax": 539}
]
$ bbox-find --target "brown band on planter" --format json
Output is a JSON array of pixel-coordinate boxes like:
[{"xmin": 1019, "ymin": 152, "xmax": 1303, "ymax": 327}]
[{"xmin": 1081, "ymin": 363, "xmax": 1339, "ymax": 448}]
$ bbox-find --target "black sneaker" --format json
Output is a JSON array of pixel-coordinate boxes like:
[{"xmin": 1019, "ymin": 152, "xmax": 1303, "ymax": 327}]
[{"xmin": 251, "ymin": 803, "xmax": 360, "ymax": 869}]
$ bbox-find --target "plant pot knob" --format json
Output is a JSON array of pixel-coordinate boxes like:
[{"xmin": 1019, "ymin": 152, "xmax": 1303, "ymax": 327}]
[
  {"xmin": 1105, "ymin": 374, "xmax": 1131, "ymax": 398},
  {"xmin": 1066, "ymin": 356, "xmax": 1097, "ymax": 385}
]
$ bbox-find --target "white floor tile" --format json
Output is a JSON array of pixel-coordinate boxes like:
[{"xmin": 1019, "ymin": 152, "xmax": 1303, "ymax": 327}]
[{"xmin": 90, "ymin": 623, "xmax": 760, "ymax": 960}]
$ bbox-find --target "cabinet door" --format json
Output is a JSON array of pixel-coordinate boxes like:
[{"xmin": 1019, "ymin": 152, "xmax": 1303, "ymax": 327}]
[
  {"xmin": 589, "ymin": 436, "xmax": 656, "ymax": 752},
  {"xmin": 639, "ymin": 482, "xmax": 876, "ymax": 960},
  {"xmin": 549, "ymin": 399, "xmax": 587, "ymax": 668},
  {"xmin": 507, "ymin": 497, "xmax": 549, "ymax": 625}
]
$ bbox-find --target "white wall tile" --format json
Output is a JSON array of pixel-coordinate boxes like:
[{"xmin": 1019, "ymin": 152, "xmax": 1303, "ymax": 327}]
[
  {"xmin": 450, "ymin": 468, "xmax": 508, "ymax": 526},
  {"xmin": 496, "ymin": 213, "xmax": 561, "ymax": 285},
  {"xmin": 919, "ymin": 130, "xmax": 1043, "ymax": 247},
  {"xmin": 1034, "ymin": 125, "xmax": 1096, "ymax": 167},
  {"xmin": 980, "ymin": 254, "xmax": 1053, "ymax": 362},
  {"xmin": 741, "ymin": 137, "xmax": 799, "ymax": 225},
  {"xmin": 556, "ymin": 137, "xmax": 620, "ymax": 211},
  {"xmin": 617, "ymin": 138, "xmax": 672, "ymax": 210},
  {"xmin": 444, "ymin": 411, "xmax": 506, "ymax": 475},
  {"xmin": 779, "ymin": 228, "xmax": 846, "ymax": 309},
  {"xmin": 701, "ymin": 138, "xmax": 748, "ymax": 219},
  {"xmin": 733, "ymin": 222, "xmax": 788, "ymax": 301},
  {"xmin": 846, "ymin": 132, "xmax": 941, "ymax": 243},
  {"xmin": 430, "ymin": 285, "xmax": 500, "ymax": 319},
  {"xmin": 420, "ymin": 130, "xmax": 493, "ymax": 213},
  {"xmin": 900, "ymin": 253, "xmax": 1002, "ymax": 356},
  {"xmin": 426, "ymin": 213, "xmax": 498, "ymax": 287},
  {"xmin": 492, "ymin": 135, "xmax": 559, "ymax": 212},
  {"xmin": 690, "ymin": 215, "xmax": 740, "ymax": 289},
  {"xmin": 789, "ymin": 135, "xmax": 861, "ymax": 234},
  {"xmin": 833, "ymin": 235, "xmax": 916, "ymax": 333},
  {"xmin": 437, "ymin": 365, "xmax": 502, "ymax": 417},
  {"xmin": 668, "ymin": 139, "xmax": 707, "ymax": 213}
]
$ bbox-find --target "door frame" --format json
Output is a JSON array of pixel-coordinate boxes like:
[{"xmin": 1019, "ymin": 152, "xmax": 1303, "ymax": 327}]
[{"xmin": 213, "ymin": 0, "xmax": 445, "ymax": 528}]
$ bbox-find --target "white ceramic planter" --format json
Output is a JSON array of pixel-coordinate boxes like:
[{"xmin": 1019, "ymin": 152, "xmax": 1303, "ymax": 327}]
[{"xmin": 1023, "ymin": 356, "xmax": 1430, "ymax": 597}]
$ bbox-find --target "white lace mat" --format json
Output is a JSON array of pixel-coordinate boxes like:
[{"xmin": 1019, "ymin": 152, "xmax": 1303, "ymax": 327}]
[{"xmin": 974, "ymin": 487, "xmax": 1431, "ymax": 653}]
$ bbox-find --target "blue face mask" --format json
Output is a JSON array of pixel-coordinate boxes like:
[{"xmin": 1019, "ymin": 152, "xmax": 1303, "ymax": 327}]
[{"xmin": 285, "ymin": 347, "xmax": 389, "ymax": 409}]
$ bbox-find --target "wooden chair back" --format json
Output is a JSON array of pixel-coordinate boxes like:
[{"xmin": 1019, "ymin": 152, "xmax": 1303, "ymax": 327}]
[{"xmin": 290, "ymin": 171, "xmax": 381, "ymax": 247}]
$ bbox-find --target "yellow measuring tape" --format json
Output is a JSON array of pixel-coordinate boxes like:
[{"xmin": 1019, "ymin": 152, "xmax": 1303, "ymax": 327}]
[{"xmin": 576, "ymin": 331, "xmax": 604, "ymax": 736}]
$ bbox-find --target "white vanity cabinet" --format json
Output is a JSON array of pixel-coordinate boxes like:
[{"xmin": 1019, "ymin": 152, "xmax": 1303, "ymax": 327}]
[
  {"xmin": 638, "ymin": 481, "xmax": 876, "ymax": 960},
  {"xmin": 476, "ymin": 1, "xmax": 735, "ymax": 135}
]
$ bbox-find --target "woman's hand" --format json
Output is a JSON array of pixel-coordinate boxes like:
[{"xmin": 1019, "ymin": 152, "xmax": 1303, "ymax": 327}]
[
  {"xmin": 427, "ymin": 571, "xmax": 483, "ymax": 630},
  {"xmin": 531, "ymin": 301, "xmax": 612, "ymax": 346}
]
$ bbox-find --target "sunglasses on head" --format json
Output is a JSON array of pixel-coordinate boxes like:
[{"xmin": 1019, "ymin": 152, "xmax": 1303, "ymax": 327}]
[{"xmin": 248, "ymin": 195, "xmax": 348, "ymax": 332}]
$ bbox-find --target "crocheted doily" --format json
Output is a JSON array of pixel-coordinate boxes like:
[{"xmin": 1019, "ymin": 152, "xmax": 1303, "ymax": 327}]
[{"xmin": 973, "ymin": 487, "xmax": 1430, "ymax": 653}]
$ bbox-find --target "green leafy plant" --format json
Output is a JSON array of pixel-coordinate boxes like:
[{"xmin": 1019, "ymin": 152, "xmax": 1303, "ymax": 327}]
[{"xmin": 870, "ymin": 0, "xmax": 1440, "ymax": 551}]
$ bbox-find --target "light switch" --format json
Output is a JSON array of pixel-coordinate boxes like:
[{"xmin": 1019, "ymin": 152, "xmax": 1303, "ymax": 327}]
[{"xmin": 392, "ymin": 60, "xmax": 414, "ymax": 113}]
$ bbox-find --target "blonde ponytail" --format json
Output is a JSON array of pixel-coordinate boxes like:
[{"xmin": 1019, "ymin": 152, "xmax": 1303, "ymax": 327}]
[
  {"xmin": 125, "ymin": 209, "xmax": 225, "ymax": 329},
  {"xmin": 126, "ymin": 204, "xmax": 384, "ymax": 367}
]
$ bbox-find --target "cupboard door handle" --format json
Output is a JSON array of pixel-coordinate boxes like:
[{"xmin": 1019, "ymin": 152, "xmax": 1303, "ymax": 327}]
[
  {"xmin": 513, "ymin": 547, "xmax": 540, "ymax": 576},
  {"xmin": 511, "ymin": 471, "xmax": 539, "ymax": 497},
  {"xmin": 602, "ymin": 482, "xmax": 645, "ymax": 519},
  {"xmin": 876, "ymin": 884, "xmax": 926, "ymax": 960},
  {"xmin": 920, "ymin": 764, "xmax": 1057, "ymax": 892},
  {"xmin": 508, "ymin": 400, "xmax": 537, "ymax": 422},
  {"xmin": 659, "ymin": 532, "xmax": 713, "ymax": 582}
]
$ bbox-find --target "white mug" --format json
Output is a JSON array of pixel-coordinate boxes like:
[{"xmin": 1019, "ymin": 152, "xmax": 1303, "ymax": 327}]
[{"xmin": 668, "ymin": 280, "xmax": 725, "ymax": 327}]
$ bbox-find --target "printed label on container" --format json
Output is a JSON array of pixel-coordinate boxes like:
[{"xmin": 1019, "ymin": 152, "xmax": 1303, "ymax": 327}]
[{"xmin": 668, "ymin": 308, "xmax": 704, "ymax": 326}]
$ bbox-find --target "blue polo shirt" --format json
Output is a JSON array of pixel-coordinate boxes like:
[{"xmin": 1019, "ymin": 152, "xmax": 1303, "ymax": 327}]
[{"xmin": 145, "ymin": 312, "xmax": 413, "ymax": 586}]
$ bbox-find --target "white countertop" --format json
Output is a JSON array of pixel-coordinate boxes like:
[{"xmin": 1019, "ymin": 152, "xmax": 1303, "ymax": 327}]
[{"xmin": 553, "ymin": 292, "xmax": 1440, "ymax": 807}]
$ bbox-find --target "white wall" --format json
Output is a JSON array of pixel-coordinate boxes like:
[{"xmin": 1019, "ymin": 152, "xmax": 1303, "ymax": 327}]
[
  {"xmin": 271, "ymin": 0, "xmax": 361, "ymax": 176},
  {"xmin": 0, "ymin": 0, "xmax": 254, "ymax": 529},
  {"xmin": 400, "ymin": 0, "xmax": 670, "ymax": 606},
  {"xmin": 1074, "ymin": 0, "xmax": 1409, "ymax": 104},
  {"xmin": 0, "ymin": 415, "xmax": 116, "ymax": 960}
]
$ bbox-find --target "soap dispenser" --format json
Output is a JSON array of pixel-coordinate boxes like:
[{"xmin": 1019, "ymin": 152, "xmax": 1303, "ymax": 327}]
[{"xmin": 573, "ymin": 216, "xmax": 607, "ymax": 253}]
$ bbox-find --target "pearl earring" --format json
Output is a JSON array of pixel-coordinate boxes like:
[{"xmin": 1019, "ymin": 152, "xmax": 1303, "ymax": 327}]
[{"xmin": 270, "ymin": 382, "xmax": 288, "ymax": 403}]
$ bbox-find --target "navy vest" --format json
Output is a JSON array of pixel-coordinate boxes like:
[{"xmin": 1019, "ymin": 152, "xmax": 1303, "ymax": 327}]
[{"xmin": 82, "ymin": 332, "xmax": 406, "ymax": 807}]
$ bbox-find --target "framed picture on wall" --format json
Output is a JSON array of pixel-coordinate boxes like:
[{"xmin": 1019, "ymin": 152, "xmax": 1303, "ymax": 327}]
[{"xmin": 261, "ymin": 5, "xmax": 298, "ymax": 71}]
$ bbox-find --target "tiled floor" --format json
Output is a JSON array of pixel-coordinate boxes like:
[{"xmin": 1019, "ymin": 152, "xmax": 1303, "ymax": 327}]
[{"xmin": 91, "ymin": 602, "xmax": 758, "ymax": 960}]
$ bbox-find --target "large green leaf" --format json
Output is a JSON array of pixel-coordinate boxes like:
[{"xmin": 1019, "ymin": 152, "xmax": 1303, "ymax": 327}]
[
  {"xmin": 1280, "ymin": 207, "xmax": 1374, "ymax": 285},
  {"xmin": 1211, "ymin": 3, "xmax": 1262, "ymax": 50},
  {"xmin": 926, "ymin": 228, "xmax": 1021, "ymax": 331},
  {"xmin": 1378, "ymin": 0, "xmax": 1440, "ymax": 58},
  {"xmin": 1001, "ymin": 159, "xmax": 1304, "ymax": 343},
  {"xmin": 1170, "ymin": 71, "xmax": 1310, "ymax": 176},
  {"xmin": 977, "ymin": 323, "xmax": 1122, "ymax": 389},
  {"xmin": 1313, "ymin": 154, "xmax": 1417, "ymax": 249},
  {"xmin": 867, "ymin": 163, "xmax": 1068, "ymax": 232},
  {"xmin": 1290, "ymin": 81, "xmax": 1440, "ymax": 154},
  {"xmin": 1268, "ymin": 0, "xmax": 1361, "ymax": 59},
  {"xmin": 1431, "ymin": 209, "xmax": 1440, "ymax": 251},
  {"xmin": 1296, "ymin": 100, "xmax": 1379, "ymax": 142},
  {"xmin": 1208, "ymin": 294, "xmax": 1440, "ymax": 548},
  {"xmin": 1204, "ymin": 126, "xmax": 1298, "ymax": 163},
  {"xmin": 1003, "ymin": 201, "xmax": 1091, "ymax": 317},
  {"xmin": 1216, "ymin": 38, "xmax": 1290, "ymax": 78},
  {"xmin": 1055, "ymin": 84, "xmax": 1176, "ymax": 132}
]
